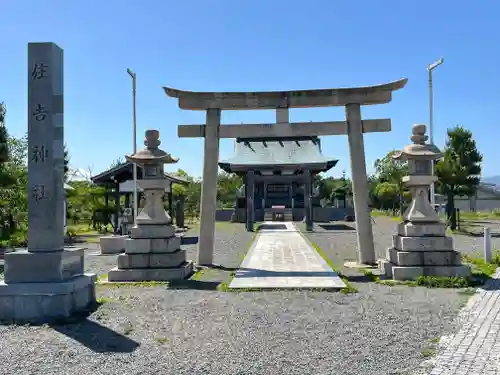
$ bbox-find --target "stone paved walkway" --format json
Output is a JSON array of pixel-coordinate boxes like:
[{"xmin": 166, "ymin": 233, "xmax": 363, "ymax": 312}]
[
  {"xmin": 429, "ymin": 269, "xmax": 500, "ymax": 375},
  {"xmin": 229, "ymin": 222, "xmax": 345, "ymax": 289}
]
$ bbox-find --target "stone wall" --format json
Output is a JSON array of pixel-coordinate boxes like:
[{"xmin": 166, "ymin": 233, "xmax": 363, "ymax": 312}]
[{"xmin": 215, "ymin": 207, "xmax": 354, "ymax": 222}]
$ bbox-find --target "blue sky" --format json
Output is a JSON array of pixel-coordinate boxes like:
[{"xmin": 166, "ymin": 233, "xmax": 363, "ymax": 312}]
[{"xmin": 1, "ymin": 1, "xmax": 499, "ymax": 179}]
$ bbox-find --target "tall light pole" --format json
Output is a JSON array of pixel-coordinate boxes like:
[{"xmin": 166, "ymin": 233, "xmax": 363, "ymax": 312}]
[
  {"xmin": 427, "ymin": 57, "xmax": 444, "ymax": 208},
  {"xmin": 127, "ymin": 68, "xmax": 138, "ymax": 223}
]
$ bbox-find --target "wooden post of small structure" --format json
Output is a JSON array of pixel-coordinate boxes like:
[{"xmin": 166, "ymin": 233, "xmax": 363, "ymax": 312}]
[{"xmin": 114, "ymin": 182, "xmax": 120, "ymax": 234}]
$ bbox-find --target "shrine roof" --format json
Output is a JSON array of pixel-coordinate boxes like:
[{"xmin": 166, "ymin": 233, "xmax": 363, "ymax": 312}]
[
  {"xmin": 91, "ymin": 162, "xmax": 189, "ymax": 186},
  {"xmin": 163, "ymin": 78, "xmax": 407, "ymax": 110},
  {"xmin": 218, "ymin": 136, "xmax": 338, "ymax": 173}
]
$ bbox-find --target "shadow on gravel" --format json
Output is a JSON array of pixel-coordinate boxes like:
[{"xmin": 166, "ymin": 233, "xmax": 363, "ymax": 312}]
[
  {"xmin": 477, "ymin": 277, "xmax": 500, "ymax": 291},
  {"xmin": 209, "ymin": 264, "xmax": 239, "ymax": 272},
  {"xmin": 51, "ymin": 319, "xmax": 140, "ymax": 353},
  {"xmin": 169, "ymin": 279, "xmax": 220, "ymax": 290},
  {"xmin": 181, "ymin": 236, "xmax": 199, "ymax": 245},
  {"xmin": 318, "ymin": 224, "xmax": 356, "ymax": 231}
]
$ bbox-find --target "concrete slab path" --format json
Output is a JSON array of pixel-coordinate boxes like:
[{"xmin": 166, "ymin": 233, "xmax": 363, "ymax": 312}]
[
  {"xmin": 229, "ymin": 222, "xmax": 346, "ymax": 289},
  {"xmin": 429, "ymin": 269, "xmax": 500, "ymax": 375}
]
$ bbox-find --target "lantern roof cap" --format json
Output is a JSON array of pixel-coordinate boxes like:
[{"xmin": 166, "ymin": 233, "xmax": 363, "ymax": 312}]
[
  {"xmin": 393, "ymin": 124, "xmax": 443, "ymax": 161},
  {"xmin": 126, "ymin": 130, "xmax": 179, "ymax": 165}
]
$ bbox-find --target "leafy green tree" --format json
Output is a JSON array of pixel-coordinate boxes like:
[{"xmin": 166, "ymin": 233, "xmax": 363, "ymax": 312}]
[
  {"xmin": 171, "ymin": 169, "xmax": 202, "ymax": 220},
  {"xmin": 0, "ymin": 134, "xmax": 29, "ymax": 238},
  {"xmin": 315, "ymin": 172, "xmax": 352, "ymax": 205},
  {"xmin": 374, "ymin": 182, "xmax": 399, "ymax": 210},
  {"xmin": 216, "ymin": 171, "xmax": 242, "ymax": 208},
  {"xmin": 436, "ymin": 125, "xmax": 482, "ymax": 229},
  {"xmin": 0, "ymin": 103, "xmax": 9, "ymax": 163},
  {"xmin": 373, "ymin": 150, "xmax": 409, "ymax": 213},
  {"xmin": 64, "ymin": 144, "xmax": 70, "ymax": 182}
]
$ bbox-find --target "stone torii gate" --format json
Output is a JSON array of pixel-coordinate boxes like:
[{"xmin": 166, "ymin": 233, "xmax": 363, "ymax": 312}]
[{"xmin": 163, "ymin": 79, "xmax": 407, "ymax": 267}]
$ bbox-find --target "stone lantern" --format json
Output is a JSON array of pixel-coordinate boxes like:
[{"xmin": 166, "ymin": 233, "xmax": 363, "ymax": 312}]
[
  {"xmin": 108, "ymin": 130, "xmax": 193, "ymax": 282},
  {"xmin": 379, "ymin": 124, "xmax": 471, "ymax": 280}
]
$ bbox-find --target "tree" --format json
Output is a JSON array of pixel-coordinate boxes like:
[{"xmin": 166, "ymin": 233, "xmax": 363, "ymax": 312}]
[
  {"xmin": 171, "ymin": 169, "xmax": 202, "ymax": 220},
  {"xmin": 216, "ymin": 171, "xmax": 242, "ymax": 207},
  {"xmin": 0, "ymin": 103, "xmax": 9, "ymax": 163},
  {"xmin": 436, "ymin": 125, "xmax": 482, "ymax": 229},
  {"xmin": 373, "ymin": 150, "xmax": 409, "ymax": 213},
  {"xmin": 109, "ymin": 157, "xmax": 126, "ymax": 169},
  {"xmin": 64, "ymin": 144, "xmax": 70, "ymax": 182},
  {"xmin": 374, "ymin": 182, "xmax": 399, "ymax": 210}
]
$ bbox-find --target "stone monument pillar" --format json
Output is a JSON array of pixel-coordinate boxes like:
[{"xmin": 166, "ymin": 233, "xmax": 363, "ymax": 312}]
[
  {"xmin": 107, "ymin": 130, "xmax": 193, "ymax": 282},
  {"xmin": 379, "ymin": 124, "xmax": 471, "ymax": 281},
  {"xmin": 0, "ymin": 43, "xmax": 96, "ymax": 323}
]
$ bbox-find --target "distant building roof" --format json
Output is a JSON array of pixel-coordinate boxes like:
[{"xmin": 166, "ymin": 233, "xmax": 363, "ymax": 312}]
[
  {"xmin": 219, "ymin": 136, "xmax": 338, "ymax": 173},
  {"xmin": 91, "ymin": 162, "xmax": 189, "ymax": 186}
]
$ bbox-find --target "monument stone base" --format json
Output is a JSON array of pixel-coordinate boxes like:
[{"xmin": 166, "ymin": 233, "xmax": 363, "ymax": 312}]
[
  {"xmin": 0, "ymin": 248, "xmax": 96, "ymax": 324},
  {"xmin": 99, "ymin": 235, "xmax": 127, "ymax": 255},
  {"xmin": 0, "ymin": 274, "xmax": 97, "ymax": 324},
  {"xmin": 379, "ymin": 222, "xmax": 471, "ymax": 281},
  {"xmin": 107, "ymin": 224, "xmax": 193, "ymax": 282}
]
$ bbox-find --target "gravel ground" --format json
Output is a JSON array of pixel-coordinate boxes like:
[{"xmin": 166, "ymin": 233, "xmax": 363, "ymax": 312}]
[{"xmin": 0, "ymin": 219, "xmax": 496, "ymax": 375}]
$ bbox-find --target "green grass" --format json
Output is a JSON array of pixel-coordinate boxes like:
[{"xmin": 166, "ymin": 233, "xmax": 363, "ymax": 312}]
[
  {"xmin": 96, "ymin": 297, "xmax": 115, "ymax": 304},
  {"xmin": 308, "ymin": 241, "xmax": 358, "ymax": 294},
  {"xmin": 421, "ymin": 347, "xmax": 435, "ymax": 358},
  {"xmin": 362, "ymin": 249, "xmax": 500, "ymax": 288},
  {"xmin": 123, "ymin": 325, "xmax": 134, "ymax": 335},
  {"xmin": 459, "ymin": 210, "xmax": 500, "ymax": 221},
  {"xmin": 191, "ymin": 268, "xmax": 206, "ymax": 281},
  {"xmin": 155, "ymin": 337, "xmax": 169, "ymax": 344},
  {"xmin": 373, "ymin": 209, "xmax": 500, "ymax": 223},
  {"xmin": 96, "ymin": 273, "xmax": 170, "ymax": 288},
  {"xmin": 67, "ymin": 223, "xmax": 102, "ymax": 236},
  {"xmin": 462, "ymin": 251, "xmax": 500, "ymax": 277},
  {"xmin": 370, "ymin": 210, "xmax": 402, "ymax": 221}
]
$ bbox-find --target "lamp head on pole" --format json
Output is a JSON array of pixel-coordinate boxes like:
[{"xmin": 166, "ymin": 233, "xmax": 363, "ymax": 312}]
[
  {"xmin": 428, "ymin": 58, "xmax": 444, "ymax": 71},
  {"xmin": 127, "ymin": 68, "xmax": 136, "ymax": 78}
]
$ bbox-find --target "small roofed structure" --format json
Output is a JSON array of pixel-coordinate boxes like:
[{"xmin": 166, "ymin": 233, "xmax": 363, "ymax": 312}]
[
  {"xmin": 91, "ymin": 162, "xmax": 188, "ymax": 233},
  {"xmin": 219, "ymin": 136, "xmax": 338, "ymax": 222}
]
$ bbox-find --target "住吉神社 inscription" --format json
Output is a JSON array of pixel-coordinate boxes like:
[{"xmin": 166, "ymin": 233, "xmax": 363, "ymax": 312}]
[
  {"xmin": 31, "ymin": 145, "xmax": 48, "ymax": 163},
  {"xmin": 31, "ymin": 63, "xmax": 48, "ymax": 80},
  {"xmin": 32, "ymin": 104, "xmax": 48, "ymax": 121},
  {"xmin": 27, "ymin": 42, "xmax": 65, "ymax": 251}
]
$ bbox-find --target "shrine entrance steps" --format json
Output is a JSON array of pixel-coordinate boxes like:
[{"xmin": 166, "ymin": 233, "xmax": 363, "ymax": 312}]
[
  {"xmin": 263, "ymin": 208, "xmax": 292, "ymax": 221},
  {"xmin": 228, "ymin": 222, "xmax": 346, "ymax": 289}
]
